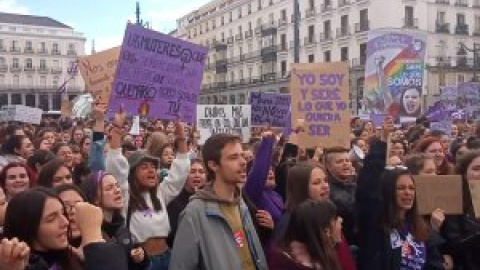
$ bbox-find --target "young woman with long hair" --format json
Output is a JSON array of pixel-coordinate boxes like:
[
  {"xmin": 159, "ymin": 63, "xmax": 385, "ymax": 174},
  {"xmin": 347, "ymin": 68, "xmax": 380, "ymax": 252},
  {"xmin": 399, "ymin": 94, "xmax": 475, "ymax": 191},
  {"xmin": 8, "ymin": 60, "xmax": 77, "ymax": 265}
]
[
  {"xmin": 3, "ymin": 187, "xmax": 128, "ymax": 270},
  {"xmin": 0, "ymin": 162, "xmax": 35, "ymax": 200},
  {"xmin": 269, "ymin": 199, "xmax": 343, "ymax": 270}
]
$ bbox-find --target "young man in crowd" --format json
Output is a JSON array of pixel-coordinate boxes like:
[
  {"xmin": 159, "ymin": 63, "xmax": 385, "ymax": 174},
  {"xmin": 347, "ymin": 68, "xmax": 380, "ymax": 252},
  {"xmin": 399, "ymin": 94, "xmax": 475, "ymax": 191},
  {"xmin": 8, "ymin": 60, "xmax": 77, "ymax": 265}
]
[{"xmin": 169, "ymin": 133, "xmax": 268, "ymax": 270}]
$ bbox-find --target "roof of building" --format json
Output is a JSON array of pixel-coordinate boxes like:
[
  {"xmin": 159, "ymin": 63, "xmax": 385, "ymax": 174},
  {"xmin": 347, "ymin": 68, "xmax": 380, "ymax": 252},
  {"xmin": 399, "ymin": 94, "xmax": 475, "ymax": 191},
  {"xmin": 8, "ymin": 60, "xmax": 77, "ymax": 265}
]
[{"xmin": 0, "ymin": 12, "xmax": 72, "ymax": 29}]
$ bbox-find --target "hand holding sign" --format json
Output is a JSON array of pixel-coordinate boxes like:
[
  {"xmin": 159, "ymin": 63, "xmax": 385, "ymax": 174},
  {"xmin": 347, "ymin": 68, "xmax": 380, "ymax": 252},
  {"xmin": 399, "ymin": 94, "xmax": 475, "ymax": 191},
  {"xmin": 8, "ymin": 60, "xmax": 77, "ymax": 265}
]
[{"xmin": 113, "ymin": 104, "xmax": 127, "ymax": 129}]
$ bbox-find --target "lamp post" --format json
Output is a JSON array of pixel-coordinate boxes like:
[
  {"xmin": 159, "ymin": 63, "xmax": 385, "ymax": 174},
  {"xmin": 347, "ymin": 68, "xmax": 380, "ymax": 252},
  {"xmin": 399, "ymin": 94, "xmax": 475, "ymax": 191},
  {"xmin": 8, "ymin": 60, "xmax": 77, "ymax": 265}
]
[
  {"xmin": 459, "ymin": 42, "xmax": 480, "ymax": 82},
  {"xmin": 293, "ymin": 0, "xmax": 300, "ymax": 63},
  {"xmin": 135, "ymin": 1, "xmax": 150, "ymax": 28}
]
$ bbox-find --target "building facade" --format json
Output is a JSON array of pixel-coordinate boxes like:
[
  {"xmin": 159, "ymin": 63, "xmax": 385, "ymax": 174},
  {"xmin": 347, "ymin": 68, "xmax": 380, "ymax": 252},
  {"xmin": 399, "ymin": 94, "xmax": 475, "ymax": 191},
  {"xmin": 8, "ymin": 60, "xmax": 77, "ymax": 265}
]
[
  {"xmin": 0, "ymin": 12, "xmax": 86, "ymax": 111},
  {"xmin": 174, "ymin": 0, "xmax": 480, "ymax": 113}
]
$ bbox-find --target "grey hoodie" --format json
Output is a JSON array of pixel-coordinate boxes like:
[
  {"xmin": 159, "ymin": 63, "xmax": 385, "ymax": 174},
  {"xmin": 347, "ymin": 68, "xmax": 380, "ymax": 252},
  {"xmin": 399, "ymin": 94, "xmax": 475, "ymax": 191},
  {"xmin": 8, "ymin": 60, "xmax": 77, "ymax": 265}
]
[{"xmin": 169, "ymin": 184, "xmax": 269, "ymax": 270}]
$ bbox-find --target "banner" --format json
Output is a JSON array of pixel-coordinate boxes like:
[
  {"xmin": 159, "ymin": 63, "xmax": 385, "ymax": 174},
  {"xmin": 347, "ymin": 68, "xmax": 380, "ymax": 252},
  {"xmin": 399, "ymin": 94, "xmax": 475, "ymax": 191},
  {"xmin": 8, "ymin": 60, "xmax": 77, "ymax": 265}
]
[
  {"xmin": 250, "ymin": 92, "xmax": 291, "ymax": 127},
  {"xmin": 78, "ymin": 47, "xmax": 120, "ymax": 106},
  {"xmin": 290, "ymin": 62, "xmax": 351, "ymax": 148},
  {"xmin": 362, "ymin": 29, "xmax": 427, "ymax": 119},
  {"xmin": 108, "ymin": 23, "xmax": 207, "ymax": 123},
  {"xmin": 430, "ymin": 121, "xmax": 452, "ymax": 135},
  {"xmin": 1, "ymin": 105, "xmax": 43, "ymax": 125},
  {"xmin": 414, "ymin": 175, "xmax": 463, "ymax": 215},
  {"xmin": 196, "ymin": 105, "xmax": 251, "ymax": 145}
]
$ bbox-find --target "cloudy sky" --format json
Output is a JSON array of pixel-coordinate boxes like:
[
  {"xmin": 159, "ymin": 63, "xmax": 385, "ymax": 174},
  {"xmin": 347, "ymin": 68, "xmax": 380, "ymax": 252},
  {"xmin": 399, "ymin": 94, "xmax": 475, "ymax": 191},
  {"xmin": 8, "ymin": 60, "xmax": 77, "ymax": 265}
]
[{"xmin": 0, "ymin": 0, "xmax": 210, "ymax": 53}]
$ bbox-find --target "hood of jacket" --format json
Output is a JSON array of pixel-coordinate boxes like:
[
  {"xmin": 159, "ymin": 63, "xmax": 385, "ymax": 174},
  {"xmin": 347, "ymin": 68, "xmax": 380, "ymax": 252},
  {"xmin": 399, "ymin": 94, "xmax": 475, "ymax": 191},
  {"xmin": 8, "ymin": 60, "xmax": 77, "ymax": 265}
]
[{"xmin": 191, "ymin": 183, "xmax": 241, "ymax": 205}]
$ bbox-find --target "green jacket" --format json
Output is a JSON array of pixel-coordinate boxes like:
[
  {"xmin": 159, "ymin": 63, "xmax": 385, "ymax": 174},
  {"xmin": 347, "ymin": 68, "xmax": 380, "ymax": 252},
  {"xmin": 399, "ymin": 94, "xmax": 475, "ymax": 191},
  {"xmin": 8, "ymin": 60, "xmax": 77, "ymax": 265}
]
[{"xmin": 169, "ymin": 186, "xmax": 269, "ymax": 270}]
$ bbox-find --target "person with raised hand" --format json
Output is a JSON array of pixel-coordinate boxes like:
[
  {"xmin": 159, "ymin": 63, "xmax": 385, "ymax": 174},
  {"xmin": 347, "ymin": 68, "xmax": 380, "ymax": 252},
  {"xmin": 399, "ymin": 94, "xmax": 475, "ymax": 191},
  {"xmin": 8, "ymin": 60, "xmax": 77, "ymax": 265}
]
[
  {"xmin": 3, "ymin": 187, "xmax": 128, "ymax": 270},
  {"xmin": 0, "ymin": 237, "xmax": 30, "ymax": 270}
]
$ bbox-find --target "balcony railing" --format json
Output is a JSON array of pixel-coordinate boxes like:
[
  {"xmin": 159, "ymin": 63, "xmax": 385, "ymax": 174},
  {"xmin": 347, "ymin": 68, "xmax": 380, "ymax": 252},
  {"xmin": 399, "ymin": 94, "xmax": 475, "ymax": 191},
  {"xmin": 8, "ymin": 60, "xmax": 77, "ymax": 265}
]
[
  {"xmin": 0, "ymin": 65, "xmax": 8, "ymax": 72},
  {"xmin": 403, "ymin": 18, "xmax": 419, "ymax": 28},
  {"xmin": 351, "ymin": 57, "xmax": 366, "ymax": 67},
  {"xmin": 261, "ymin": 45, "xmax": 278, "ymax": 56},
  {"xmin": 24, "ymin": 67, "xmax": 36, "ymax": 72},
  {"xmin": 435, "ymin": 56, "xmax": 452, "ymax": 66},
  {"xmin": 338, "ymin": 0, "xmax": 351, "ymax": 8},
  {"xmin": 67, "ymin": 50, "xmax": 77, "ymax": 56},
  {"xmin": 336, "ymin": 27, "xmax": 352, "ymax": 38},
  {"xmin": 435, "ymin": 0, "xmax": 449, "ymax": 4},
  {"xmin": 38, "ymin": 67, "xmax": 49, "ymax": 74},
  {"xmin": 24, "ymin": 48, "xmax": 34, "ymax": 53},
  {"xmin": 455, "ymin": 24, "xmax": 469, "ymax": 35},
  {"xmin": 213, "ymin": 41, "xmax": 227, "ymax": 51},
  {"xmin": 454, "ymin": 0, "xmax": 468, "ymax": 7},
  {"xmin": 321, "ymin": 3, "xmax": 333, "ymax": 12},
  {"xmin": 51, "ymin": 67, "xmax": 63, "ymax": 74},
  {"xmin": 51, "ymin": 50, "xmax": 61, "ymax": 55},
  {"xmin": 10, "ymin": 47, "xmax": 20, "ymax": 52},
  {"xmin": 305, "ymin": 8, "xmax": 316, "ymax": 18},
  {"xmin": 436, "ymin": 22, "xmax": 450, "ymax": 33},
  {"xmin": 10, "ymin": 65, "xmax": 21, "ymax": 72},
  {"xmin": 355, "ymin": 21, "xmax": 370, "ymax": 32},
  {"xmin": 235, "ymin": 34, "xmax": 243, "ymax": 41},
  {"xmin": 37, "ymin": 48, "xmax": 48, "ymax": 54},
  {"xmin": 304, "ymin": 36, "xmax": 317, "ymax": 46},
  {"xmin": 319, "ymin": 32, "xmax": 333, "ymax": 42}
]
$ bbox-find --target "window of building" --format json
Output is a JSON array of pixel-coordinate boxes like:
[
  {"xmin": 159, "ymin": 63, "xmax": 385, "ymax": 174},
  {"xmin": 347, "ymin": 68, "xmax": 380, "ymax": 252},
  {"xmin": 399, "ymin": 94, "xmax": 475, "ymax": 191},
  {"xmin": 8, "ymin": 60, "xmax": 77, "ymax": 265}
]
[
  {"xmin": 11, "ymin": 93, "xmax": 21, "ymax": 104},
  {"xmin": 0, "ymin": 57, "xmax": 5, "ymax": 66},
  {"xmin": 12, "ymin": 40, "xmax": 18, "ymax": 50},
  {"xmin": 40, "ymin": 76, "xmax": 47, "ymax": 86},
  {"xmin": 309, "ymin": 0, "xmax": 315, "ymax": 9},
  {"xmin": 268, "ymin": 13, "xmax": 274, "ymax": 25},
  {"xmin": 281, "ymin": 9, "xmax": 287, "ymax": 20},
  {"xmin": 341, "ymin": 15, "xmax": 349, "ymax": 34},
  {"xmin": 437, "ymin": 11, "xmax": 446, "ymax": 23},
  {"xmin": 308, "ymin": 54, "xmax": 315, "ymax": 63},
  {"xmin": 0, "ymin": 39, "xmax": 3, "ymax": 50},
  {"xmin": 40, "ymin": 59, "xmax": 47, "ymax": 69},
  {"xmin": 281, "ymin": 60, "xmax": 287, "ymax": 77},
  {"xmin": 475, "ymin": 16, "xmax": 480, "ymax": 32},
  {"xmin": 53, "ymin": 76, "xmax": 59, "ymax": 86},
  {"xmin": 12, "ymin": 75, "xmax": 19, "ymax": 86},
  {"xmin": 25, "ymin": 41, "xmax": 33, "ymax": 51},
  {"xmin": 457, "ymin": 73, "xmax": 465, "ymax": 83},
  {"xmin": 405, "ymin": 6, "xmax": 414, "ymax": 25},
  {"xmin": 221, "ymin": 16, "xmax": 225, "ymax": 26},
  {"xmin": 212, "ymin": 19, "xmax": 216, "ymax": 29},
  {"xmin": 0, "ymin": 75, "xmax": 4, "ymax": 85},
  {"xmin": 258, "ymin": 0, "xmax": 262, "ymax": 10},
  {"xmin": 52, "ymin": 43, "xmax": 59, "ymax": 53},
  {"xmin": 457, "ymin": 13, "xmax": 466, "ymax": 25},
  {"xmin": 281, "ymin": 34, "xmax": 287, "ymax": 50},
  {"xmin": 324, "ymin": 20, "xmax": 331, "ymax": 38},
  {"xmin": 229, "ymin": 12, "xmax": 233, "ymax": 22},
  {"xmin": 238, "ymin": 7, "xmax": 242, "ymax": 19},
  {"xmin": 360, "ymin": 9, "xmax": 368, "ymax": 29},
  {"xmin": 324, "ymin": 50, "xmax": 331, "ymax": 62},
  {"xmin": 248, "ymin": 3, "xmax": 252, "ymax": 14},
  {"xmin": 12, "ymin": 58, "xmax": 19, "ymax": 68},
  {"xmin": 360, "ymin": 43, "xmax": 367, "ymax": 64},
  {"xmin": 25, "ymin": 58, "xmax": 33, "ymax": 69},
  {"xmin": 341, "ymin": 47, "xmax": 349, "ymax": 61},
  {"xmin": 308, "ymin": 25, "xmax": 315, "ymax": 42}
]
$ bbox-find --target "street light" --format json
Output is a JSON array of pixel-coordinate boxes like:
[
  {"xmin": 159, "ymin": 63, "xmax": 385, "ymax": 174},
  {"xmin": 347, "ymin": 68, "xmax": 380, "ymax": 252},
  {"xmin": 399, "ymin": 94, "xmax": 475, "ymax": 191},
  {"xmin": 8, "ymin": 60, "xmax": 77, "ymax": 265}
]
[
  {"xmin": 135, "ymin": 1, "xmax": 151, "ymax": 28},
  {"xmin": 459, "ymin": 42, "xmax": 480, "ymax": 82}
]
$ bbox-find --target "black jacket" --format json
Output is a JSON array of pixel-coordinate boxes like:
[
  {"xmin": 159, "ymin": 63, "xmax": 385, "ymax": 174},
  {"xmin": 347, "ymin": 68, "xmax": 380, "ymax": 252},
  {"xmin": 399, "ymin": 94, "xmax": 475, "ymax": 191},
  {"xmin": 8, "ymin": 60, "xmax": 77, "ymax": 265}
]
[{"xmin": 328, "ymin": 172, "xmax": 357, "ymax": 245}]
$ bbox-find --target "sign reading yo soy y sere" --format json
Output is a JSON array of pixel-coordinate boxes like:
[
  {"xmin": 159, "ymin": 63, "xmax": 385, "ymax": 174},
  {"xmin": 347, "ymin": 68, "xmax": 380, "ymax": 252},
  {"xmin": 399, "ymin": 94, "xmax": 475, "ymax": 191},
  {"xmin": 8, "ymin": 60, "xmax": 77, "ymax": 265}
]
[{"xmin": 290, "ymin": 63, "xmax": 351, "ymax": 148}]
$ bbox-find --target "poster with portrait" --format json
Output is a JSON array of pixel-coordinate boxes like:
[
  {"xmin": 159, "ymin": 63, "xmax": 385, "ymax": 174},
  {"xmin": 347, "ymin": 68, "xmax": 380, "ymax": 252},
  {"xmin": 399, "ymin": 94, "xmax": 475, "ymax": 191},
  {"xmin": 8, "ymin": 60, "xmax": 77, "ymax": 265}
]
[{"xmin": 362, "ymin": 29, "xmax": 427, "ymax": 120}]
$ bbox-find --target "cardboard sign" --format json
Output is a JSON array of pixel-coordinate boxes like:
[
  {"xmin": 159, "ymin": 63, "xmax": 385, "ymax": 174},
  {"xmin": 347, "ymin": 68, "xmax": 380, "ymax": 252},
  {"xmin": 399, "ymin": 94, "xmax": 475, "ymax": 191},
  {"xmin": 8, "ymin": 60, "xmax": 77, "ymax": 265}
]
[
  {"xmin": 61, "ymin": 100, "xmax": 73, "ymax": 118},
  {"xmin": 469, "ymin": 181, "xmax": 480, "ymax": 218},
  {"xmin": 250, "ymin": 92, "xmax": 291, "ymax": 127},
  {"xmin": 414, "ymin": 175, "xmax": 463, "ymax": 215},
  {"xmin": 196, "ymin": 105, "xmax": 251, "ymax": 145},
  {"xmin": 108, "ymin": 23, "xmax": 207, "ymax": 123},
  {"xmin": 78, "ymin": 47, "xmax": 120, "ymax": 106},
  {"xmin": 290, "ymin": 62, "xmax": 351, "ymax": 148},
  {"xmin": 1, "ymin": 105, "xmax": 43, "ymax": 125}
]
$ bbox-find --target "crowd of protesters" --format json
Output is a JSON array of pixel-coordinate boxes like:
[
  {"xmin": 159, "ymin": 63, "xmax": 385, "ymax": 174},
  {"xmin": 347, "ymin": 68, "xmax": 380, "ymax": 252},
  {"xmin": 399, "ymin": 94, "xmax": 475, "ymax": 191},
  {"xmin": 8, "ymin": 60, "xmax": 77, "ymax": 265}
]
[{"xmin": 0, "ymin": 101, "xmax": 479, "ymax": 270}]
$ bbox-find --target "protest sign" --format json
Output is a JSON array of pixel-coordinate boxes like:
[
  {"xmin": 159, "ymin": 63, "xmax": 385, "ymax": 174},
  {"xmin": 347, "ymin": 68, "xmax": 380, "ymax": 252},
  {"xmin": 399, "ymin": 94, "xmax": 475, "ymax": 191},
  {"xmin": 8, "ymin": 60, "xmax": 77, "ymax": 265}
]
[
  {"xmin": 430, "ymin": 122, "xmax": 452, "ymax": 135},
  {"xmin": 1, "ymin": 105, "xmax": 43, "ymax": 125},
  {"xmin": 129, "ymin": 116, "xmax": 140, "ymax": 136},
  {"xmin": 469, "ymin": 181, "xmax": 480, "ymax": 218},
  {"xmin": 78, "ymin": 47, "xmax": 120, "ymax": 106},
  {"xmin": 61, "ymin": 100, "xmax": 73, "ymax": 118},
  {"xmin": 108, "ymin": 23, "xmax": 207, "ymax": 123},
  {"xmin": 362, "ymin": 29, "xmax": 427, "ymax": 119},
  {"xmin": 370, "ymin": 114, "xmax": 386, "ymax": 127},
  {"xmin": 290, "ymin": 62, "xmax": 351, "ymax": 149},
  {"xmin": 196, "ymin": 105, "xmax": 251, "ymax": 144},
  {"xmin": 250, "ymin": 92, "xmax": 291, "ymax": 127},
  {"xmin": 414, "ymin": 175, "xmax": 463, "ymax": 215}
]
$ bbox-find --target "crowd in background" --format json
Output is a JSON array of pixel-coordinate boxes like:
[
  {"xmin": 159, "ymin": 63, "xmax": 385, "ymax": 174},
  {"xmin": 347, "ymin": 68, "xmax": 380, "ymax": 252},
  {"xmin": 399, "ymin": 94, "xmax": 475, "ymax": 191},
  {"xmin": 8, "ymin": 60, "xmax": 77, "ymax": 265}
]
[{"xmin": 0, "ymin": 103, "xmax": 479, "ymax": 270}]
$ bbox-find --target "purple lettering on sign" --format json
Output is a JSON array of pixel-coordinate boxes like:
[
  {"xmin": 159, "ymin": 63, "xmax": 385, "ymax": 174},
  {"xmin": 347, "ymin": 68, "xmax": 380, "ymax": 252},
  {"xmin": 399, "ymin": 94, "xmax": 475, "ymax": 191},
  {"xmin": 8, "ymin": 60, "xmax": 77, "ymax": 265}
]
[
  {"xmin": 108, "ymin": 23, "xmax": 208, "ymax": 122},
  {"xmin": 250, "ymin": 92, "xmax": 291, "ymax": 127}
]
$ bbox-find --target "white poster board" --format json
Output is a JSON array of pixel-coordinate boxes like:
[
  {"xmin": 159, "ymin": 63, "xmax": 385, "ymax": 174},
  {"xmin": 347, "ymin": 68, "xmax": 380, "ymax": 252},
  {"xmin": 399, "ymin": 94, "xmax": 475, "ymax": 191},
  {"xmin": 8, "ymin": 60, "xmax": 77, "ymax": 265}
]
[
  {"xmin": 196, "ymin": 105, "xmax": 251, "ymax": 145},
  {"xmin": 1, "ymin": 105, "xmax": 42, "ymax": 125}
]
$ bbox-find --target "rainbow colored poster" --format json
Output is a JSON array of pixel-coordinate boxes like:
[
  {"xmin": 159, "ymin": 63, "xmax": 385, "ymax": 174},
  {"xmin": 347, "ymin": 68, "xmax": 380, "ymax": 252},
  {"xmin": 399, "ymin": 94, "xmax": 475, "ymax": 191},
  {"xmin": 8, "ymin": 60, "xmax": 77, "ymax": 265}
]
[{"xmin": 361, "ymin": 29, "xmax": 427, "ymax": 120}]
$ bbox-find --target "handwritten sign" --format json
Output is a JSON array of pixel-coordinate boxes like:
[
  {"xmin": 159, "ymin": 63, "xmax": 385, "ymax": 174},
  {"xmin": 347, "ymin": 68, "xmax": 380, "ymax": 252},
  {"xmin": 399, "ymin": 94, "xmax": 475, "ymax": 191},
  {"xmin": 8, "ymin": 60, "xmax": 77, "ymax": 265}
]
[
  {"xmin": 196, "ymin": 105, "xmax": 251, "ymax": 145},
  {"xmin": 469, "ymin": 181, "xmax": 480, "ymax": 218},
  {"xmin": 290, "ymin": 62, "xmax": 351, "ymax": 148},
  {"xmin": 414, "ymin": 175, "xmax": 463, "ymax": 215},
  {"xmin": 250, "ymin": 92, "xmax": 291, "ymax": 127},
  {"xmin": 1, "ymin": 105, "xmax": 43, "ymax": 125},
  {"xmin": 78, "ymin": 47, "xmax": 120, "ymax": 106},
  {"xmin": 108, "ymin": 23, "xmax": 207, "ymax": 123},
  {"xmin": 430, "ymin": 121, "xmax": 452, "ymax": 135}
]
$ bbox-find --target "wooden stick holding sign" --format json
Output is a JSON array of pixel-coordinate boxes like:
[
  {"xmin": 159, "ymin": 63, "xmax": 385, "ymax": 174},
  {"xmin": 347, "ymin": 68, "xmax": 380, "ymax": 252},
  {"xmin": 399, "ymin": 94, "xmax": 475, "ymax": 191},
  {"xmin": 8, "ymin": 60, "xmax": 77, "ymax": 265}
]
[{"xmin": 413, "ymin": 175, "xmax": 463, "ymax": 215}]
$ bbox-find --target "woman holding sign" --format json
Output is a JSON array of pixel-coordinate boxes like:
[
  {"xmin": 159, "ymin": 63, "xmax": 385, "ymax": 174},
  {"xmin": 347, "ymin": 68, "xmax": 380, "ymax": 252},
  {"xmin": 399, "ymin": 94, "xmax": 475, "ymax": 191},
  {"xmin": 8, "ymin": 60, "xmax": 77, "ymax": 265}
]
[
  {"xmin": 441, "ymin": 151, "xmax": 480, "ymax": 270},
  {"xmin": 356, "ymin": 117, "xmax": 447, "ymax": 270}
]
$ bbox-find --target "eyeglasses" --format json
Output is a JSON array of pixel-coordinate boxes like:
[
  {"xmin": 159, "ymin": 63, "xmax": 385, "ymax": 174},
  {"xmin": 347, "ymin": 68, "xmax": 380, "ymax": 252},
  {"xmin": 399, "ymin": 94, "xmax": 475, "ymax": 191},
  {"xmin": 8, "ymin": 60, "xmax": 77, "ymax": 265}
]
[{"xmin": 385, "ymin": 165, "xmax": 408, "ymax": 171}]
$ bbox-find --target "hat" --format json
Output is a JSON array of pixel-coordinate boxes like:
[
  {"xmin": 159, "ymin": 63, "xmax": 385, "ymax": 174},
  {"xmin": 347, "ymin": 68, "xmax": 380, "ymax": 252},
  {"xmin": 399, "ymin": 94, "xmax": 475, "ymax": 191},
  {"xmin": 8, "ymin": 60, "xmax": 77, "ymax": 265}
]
[{"xmin": 127, "ymin": 151, "xmax": 160, "ymax": 170}]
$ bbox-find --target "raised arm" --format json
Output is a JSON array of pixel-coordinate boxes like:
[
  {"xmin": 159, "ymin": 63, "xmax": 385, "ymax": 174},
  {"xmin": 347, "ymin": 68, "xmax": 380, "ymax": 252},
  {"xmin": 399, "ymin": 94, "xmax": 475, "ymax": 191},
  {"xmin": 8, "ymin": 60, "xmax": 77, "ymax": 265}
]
[
  {"xmin": 159, "ymin": 121, "xmax": 191, "ymax": 205},
  {"xmin": 89, "ymin": 102, "xmax": 107, "ymax": 171},
  {"xmin": 244, "ymin": 133, "xmax": 276, "ymax": 205}
]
